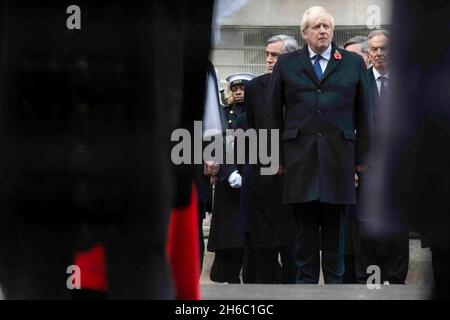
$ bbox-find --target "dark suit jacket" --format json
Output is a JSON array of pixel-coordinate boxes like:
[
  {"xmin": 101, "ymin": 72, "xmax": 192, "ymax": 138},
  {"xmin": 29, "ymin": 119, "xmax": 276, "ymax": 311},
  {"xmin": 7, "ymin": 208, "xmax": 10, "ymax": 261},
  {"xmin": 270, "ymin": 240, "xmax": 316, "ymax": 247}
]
[
  {"xmin": 349, "ymin": 67, "xmax": 380, "ymax": 221},
  {"xmin": 266, "ymin": 43, "xmax": 373, "ymax": 205},
  {"xmin": 247, "ymin": 73, "xmax": 270, "ymax": 131},
  {"xmin": 367, "ymin": 66, "xmax": 385, "ymax": 143},
  {"xmin": 367, "ymin": 67, "xmax": 381, "ymax": 106}
]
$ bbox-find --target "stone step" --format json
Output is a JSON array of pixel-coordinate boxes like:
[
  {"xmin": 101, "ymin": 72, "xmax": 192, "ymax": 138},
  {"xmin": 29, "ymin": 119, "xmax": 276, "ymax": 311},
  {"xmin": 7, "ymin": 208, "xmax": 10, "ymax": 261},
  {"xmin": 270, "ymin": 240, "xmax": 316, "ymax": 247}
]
[{"xmin": 201, "ymin": 284, "xmax": 431, "ymax": 300}]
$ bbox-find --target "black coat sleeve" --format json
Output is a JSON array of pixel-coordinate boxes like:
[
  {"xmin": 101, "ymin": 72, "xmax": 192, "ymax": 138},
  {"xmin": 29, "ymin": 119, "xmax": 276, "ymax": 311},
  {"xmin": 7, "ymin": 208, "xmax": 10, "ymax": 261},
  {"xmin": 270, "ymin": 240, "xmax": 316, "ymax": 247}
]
[
  {"xmin": 355, "ymin": 57, "xmax": 373, "ymax": 167},
  {"xmin": 265, "ymin": 57, "xmax": 286, "ymax": 167}
]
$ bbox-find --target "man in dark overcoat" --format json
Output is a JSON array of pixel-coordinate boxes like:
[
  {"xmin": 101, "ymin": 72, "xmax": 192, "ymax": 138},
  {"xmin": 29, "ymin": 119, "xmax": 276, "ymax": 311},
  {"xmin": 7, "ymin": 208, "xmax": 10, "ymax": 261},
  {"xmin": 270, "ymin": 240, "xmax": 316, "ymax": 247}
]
[
  {"xmin": 354, "ymin": 30, "xmax": 409, "ymax": 285},
  {"xmin": 266, "ymin": 6, "xmax": 372, "ymax": 284},
  {"xmin": 243, "ymin": 35, "xmax": 299, "ymax": 284}
]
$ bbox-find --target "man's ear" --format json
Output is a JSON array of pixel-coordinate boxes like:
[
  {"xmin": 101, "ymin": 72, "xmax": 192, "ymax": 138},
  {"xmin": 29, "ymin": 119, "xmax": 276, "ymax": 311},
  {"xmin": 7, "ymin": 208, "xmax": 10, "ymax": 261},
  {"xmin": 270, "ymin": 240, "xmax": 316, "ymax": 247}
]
[{"xmin": 365, "ymin": 52, "xmax": 371, "ymax": 65}]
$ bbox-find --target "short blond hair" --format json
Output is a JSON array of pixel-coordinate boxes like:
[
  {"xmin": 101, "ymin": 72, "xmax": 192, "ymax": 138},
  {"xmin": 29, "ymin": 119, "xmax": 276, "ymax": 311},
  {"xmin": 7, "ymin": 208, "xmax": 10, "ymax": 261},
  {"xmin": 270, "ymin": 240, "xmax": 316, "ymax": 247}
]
[{"xmin": 300, "ymin": 6, "xmax": 335, "ymax": 35}]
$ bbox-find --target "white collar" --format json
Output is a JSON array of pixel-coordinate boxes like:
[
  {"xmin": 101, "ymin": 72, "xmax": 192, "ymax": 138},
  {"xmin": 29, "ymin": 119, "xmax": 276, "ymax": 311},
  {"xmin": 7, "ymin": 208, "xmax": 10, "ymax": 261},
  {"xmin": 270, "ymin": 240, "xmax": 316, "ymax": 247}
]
[
  {"xmin": 373, "ymin": 68, "xmax": 389, "ymax": 80},
  {"xmin": 309, "ymin": 44, "xmax": 332, "ymax": 61}
]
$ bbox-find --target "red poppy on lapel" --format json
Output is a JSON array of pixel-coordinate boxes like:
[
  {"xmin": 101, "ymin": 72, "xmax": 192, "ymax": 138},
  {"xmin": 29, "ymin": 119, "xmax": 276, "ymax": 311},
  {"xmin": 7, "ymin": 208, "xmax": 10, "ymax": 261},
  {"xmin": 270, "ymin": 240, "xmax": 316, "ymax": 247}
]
[{"xmin": 334, "ymin": 50, "xmax": 342, "ymax": 60}]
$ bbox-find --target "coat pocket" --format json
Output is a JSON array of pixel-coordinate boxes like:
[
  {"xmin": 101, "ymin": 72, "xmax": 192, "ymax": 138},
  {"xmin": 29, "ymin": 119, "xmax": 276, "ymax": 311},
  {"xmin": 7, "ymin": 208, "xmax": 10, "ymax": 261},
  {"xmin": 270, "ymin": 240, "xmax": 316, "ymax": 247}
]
[
  {"xmin": 342, "ymin": 129, "xmax": 356, "ymax": 141},
  {"xmin": 282, "ymin": 127, "xmax": 300, "ymax": 141}
]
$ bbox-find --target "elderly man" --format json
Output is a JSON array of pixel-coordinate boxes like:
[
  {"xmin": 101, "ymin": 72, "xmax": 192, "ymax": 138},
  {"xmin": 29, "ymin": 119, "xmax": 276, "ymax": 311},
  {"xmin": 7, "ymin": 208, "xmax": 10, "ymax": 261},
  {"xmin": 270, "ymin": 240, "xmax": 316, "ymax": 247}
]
[
  {"xmin": 266, "ymin": 6, "xmax": 372, "ymax": 284},
  {"xmin": 344, "ymin": 36, "xmax": 370, "ymax": 68},
  {"xmin": 243, "ymin": 35, "xmax": 299, "ymax": 284},
  {"xmin": 356, "ymin": 29, "xmax": 409, "ymax": 285},
  {"xmin": 342, "ymin": 35, "xmax": 370, "ymax": 283}
]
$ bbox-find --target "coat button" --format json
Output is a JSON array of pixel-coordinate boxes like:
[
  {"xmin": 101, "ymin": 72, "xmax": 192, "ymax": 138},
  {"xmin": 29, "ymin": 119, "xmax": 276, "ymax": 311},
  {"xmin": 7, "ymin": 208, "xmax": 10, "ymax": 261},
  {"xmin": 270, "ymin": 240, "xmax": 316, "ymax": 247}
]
[
  {"xmin": 317, "ymin": 110, "xmax": 322, "ymax": 115},
  {"xmin": 230, "ymin": 110, "xmax": 234, "ymax": 114},
  {"xmin": 316, "ymin": 89, "xmax": 322, "ymax": 94},
  {"xmin": 317, "ymin": 132, "xmax": 322, "ymax": 137},
  {"xmin": 228, "ymin": 120, "xmax": 232, "ymax": 124}
]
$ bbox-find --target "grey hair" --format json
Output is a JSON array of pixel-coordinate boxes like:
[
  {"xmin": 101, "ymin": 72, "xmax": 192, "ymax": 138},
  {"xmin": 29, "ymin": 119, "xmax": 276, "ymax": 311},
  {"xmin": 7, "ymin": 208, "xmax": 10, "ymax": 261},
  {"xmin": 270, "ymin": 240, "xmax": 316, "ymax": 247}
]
[
  {"xmin": 344, "ymin": 35, "xmax": 368, "ymax": 53},
  {"xmin": 368, "ymin": 29, "xmax": 390, "ymax": 41},
  {"xmin": 266, "ymin": 34, "xmax": 299, "ymax": 53}
]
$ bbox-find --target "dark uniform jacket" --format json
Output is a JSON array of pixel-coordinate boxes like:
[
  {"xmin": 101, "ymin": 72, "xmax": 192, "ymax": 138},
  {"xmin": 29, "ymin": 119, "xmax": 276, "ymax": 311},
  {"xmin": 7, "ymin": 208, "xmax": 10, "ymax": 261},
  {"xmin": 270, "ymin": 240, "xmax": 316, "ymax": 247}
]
[
  {"xmin": 266, "ymin": 43, "xmax": 373, "ymax": 205},
  {"xmin": 207, "ymin": 102, "xmax": 245, "ymax": 251}
]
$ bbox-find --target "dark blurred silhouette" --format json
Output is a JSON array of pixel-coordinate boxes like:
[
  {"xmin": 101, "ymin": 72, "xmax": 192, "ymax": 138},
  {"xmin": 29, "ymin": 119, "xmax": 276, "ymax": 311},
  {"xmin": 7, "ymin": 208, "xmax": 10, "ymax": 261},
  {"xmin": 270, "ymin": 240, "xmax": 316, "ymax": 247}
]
[
  {"xmin": 363, "ymin": 0, "xmax": 450, "ymax": 298},
  {"xmin": 0, "ymin": 1, "xmax": 213, "ymax": 299}
]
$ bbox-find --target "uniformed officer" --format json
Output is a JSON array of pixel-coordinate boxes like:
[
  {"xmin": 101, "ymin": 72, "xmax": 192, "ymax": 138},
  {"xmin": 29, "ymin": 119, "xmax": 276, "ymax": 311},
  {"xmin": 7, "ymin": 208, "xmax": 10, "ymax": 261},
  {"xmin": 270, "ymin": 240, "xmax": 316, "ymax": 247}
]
[
  {"xmin": 223, "ymin": 72, "xmax": 256, "ymax": 128},
  {"xmin": 207, "ymin": 72, "xmax": 256, "ymax": 284}
]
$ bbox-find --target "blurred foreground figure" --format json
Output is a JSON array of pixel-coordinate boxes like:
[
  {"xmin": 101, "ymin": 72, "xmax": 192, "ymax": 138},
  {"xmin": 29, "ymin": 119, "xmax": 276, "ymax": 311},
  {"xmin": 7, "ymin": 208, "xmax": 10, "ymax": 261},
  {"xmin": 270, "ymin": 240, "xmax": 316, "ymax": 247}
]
[
  {"xmin": 363, "ymin": 0, "xmax": 450, "ymax": 298},
  {"xmin": 0, "ymin": 1, "xmax": 212, "ymax": 299}
]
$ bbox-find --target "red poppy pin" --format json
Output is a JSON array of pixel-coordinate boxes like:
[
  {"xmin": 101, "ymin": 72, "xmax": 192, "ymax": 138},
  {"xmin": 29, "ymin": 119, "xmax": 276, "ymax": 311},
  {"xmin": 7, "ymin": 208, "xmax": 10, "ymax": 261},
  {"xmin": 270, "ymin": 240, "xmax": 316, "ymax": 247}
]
[{"xmin": 334, "ymin": 50, "xmax": 342, "ymax": 60}]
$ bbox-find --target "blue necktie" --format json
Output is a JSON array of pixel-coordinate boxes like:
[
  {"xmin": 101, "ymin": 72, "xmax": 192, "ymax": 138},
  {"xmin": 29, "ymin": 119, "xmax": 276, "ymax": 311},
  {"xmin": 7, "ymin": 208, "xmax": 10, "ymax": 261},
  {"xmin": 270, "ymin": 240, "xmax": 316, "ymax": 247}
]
[{"xmin": 313, "ymin": 55, "xmax": 323, "ymax": 81}]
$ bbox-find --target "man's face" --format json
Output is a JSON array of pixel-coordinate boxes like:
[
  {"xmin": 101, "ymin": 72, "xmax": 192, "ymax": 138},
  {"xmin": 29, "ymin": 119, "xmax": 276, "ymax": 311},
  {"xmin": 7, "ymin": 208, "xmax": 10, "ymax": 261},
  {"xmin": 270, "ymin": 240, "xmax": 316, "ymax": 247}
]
[
  {"xmin": 368, "ymin": 34, "xmax": 389, "ymax": 73},
  {"xmin": 345, "ymin": 43, "xmax": 370, "ymax": 67},
  {"xmin": 303, "ymin": 16, "xmax": 333, "ymax": 54},
  {"xmin": 231, "ymin": 85, "xmax": 245, "ymax": 103},
  {"xmin": 265, "ymin": 41, "xmax": 284, "ymax": 73}
]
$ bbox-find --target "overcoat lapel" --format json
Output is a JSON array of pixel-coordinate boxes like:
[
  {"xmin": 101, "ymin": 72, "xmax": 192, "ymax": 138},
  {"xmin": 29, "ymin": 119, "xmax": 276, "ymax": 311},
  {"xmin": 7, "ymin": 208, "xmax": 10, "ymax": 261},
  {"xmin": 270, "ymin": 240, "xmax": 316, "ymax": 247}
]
[
  {"xmin": 322, "ymin": 43, "xmax": 342, "ymax": 81},
  {"xmin": 261, "ymin": 75, "xmax": 268, "ymax": 90},
  {"xmin": 296, "ymin": 43, "xmax": 343, "ymax": 84},
  {"xmin": 297, "ymin": 46, "xmax": 320, "ymax": 85},
  {"xmin": 368, "ymin": 67, "xmax": 380, "ymax": 101}
]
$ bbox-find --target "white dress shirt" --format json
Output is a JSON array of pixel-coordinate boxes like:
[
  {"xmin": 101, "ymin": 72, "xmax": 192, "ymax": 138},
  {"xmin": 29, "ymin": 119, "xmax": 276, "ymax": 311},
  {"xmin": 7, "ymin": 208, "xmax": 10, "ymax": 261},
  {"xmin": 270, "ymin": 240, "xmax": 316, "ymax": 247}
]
[
  {"xmin": 309, "ymin": 45, "xmax": 332, "ymax": 74},
  {"xmin": 372, "ymin": 68, "xmax": 390, "ymax": 95}
]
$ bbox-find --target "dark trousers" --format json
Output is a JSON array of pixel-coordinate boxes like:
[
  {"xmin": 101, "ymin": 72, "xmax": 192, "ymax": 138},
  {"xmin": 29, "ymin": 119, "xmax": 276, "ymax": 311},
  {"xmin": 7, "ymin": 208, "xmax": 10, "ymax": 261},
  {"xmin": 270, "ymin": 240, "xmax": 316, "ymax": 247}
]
[
  {"xmin": 432, "ymin": 249, "xmax": 450, "ymax": 299},
  {"xmin": 355, "ymin": 222, "xmax": 409, "ymax": 284},
  {"xmin": 292, "ymin": 201, "xmax": 345, "ymax": 284},
  {"xmin": 382, "ymin": 231, "xmax": 409, "ymax": 284},
  {"xmin": 354, "ymin": 232, "xmax": 379, "ymax": 284},
  {"xmin": 198, "ymin": 203, "xmax": 206, "ymax": 272},
  {"xmin": 343, "ymin": 255, "xmax": 357, "ymax": 283},
  {"xmin": 255, "ymin": 246, "xmax": 296, "ymax": 284},
  {"xmin": 210, "ymin": 248, "xmax": 243, "ymax": 284},
  {"xmin": 242, "ymin": 233, "xmax": 257, "ymax": 283}
]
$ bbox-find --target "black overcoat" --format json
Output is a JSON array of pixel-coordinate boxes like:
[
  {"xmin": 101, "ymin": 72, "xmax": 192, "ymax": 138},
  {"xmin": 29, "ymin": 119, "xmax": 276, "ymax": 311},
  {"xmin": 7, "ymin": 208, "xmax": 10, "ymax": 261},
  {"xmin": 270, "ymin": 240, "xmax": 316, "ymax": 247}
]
[
  {"xmin": 266, "ymin": 43, "xmax": 373, "ymax": 205},
  {"xmin": 244, "ymin": 74, "xmax": 296, "ymax": 247}
]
